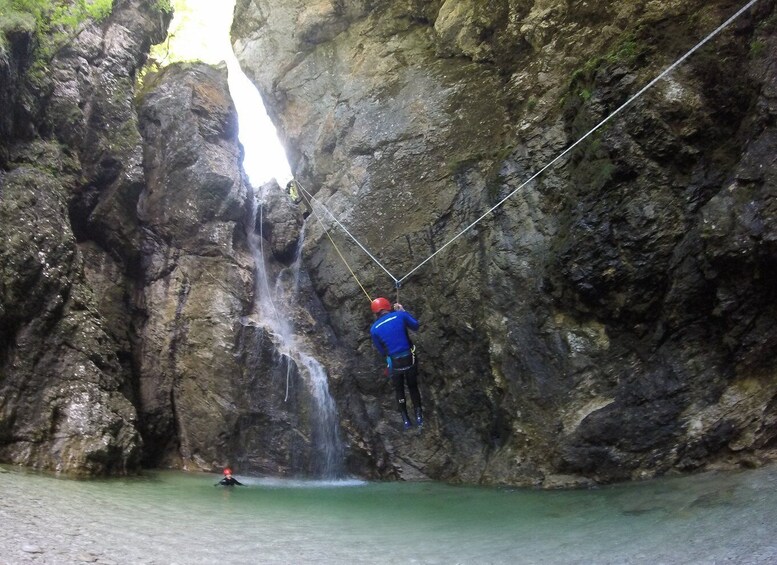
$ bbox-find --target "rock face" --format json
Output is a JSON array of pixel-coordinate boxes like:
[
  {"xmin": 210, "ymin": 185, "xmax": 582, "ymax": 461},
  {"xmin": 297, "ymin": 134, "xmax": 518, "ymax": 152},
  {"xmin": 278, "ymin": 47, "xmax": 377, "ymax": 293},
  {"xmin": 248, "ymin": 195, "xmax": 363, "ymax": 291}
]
[
  {"xmin": 0, "ymin": 0, "xmax": 169, "ymax": 474},
  {"xmin": 233, "ymin": 0, "xmax": 777, "ymax": 484},
  {"xmin": 1, "ymin": 0, "xmax": 775, "ymax": 486},
  {"xmin": 134, "ymin": 63, "xmax": 343, "ymax": 476},
  {"xmin": 134, "ymin": 62, "xmax": 253, "ymax": 470},
  {"xmin": 0, "ymin": 0, "xmax": 351, "ymax": 478}
]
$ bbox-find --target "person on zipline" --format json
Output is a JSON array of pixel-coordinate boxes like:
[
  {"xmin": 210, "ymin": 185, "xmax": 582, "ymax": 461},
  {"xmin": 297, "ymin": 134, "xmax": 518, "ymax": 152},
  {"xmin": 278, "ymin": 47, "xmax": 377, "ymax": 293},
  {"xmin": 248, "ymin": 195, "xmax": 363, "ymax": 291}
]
[
  {"xmin": 370, "ymin": 297, "xmax": 423, "ymax": 430},
  {"xmin": 215, "ymin": 468, "xmax": 244, "ymax": 486},
  {"xmin": 285, "ymin": 179, "xmax": 301, "ymax": 204}
]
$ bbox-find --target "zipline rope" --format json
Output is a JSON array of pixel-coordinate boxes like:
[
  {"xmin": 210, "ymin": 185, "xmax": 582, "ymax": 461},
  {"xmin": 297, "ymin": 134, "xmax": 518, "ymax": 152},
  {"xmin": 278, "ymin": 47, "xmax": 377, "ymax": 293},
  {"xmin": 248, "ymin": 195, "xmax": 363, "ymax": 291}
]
[
  {"xmin": 289, "ymin": 0, "xmax": 761, "ymax": 292},
  {"xmin": 297, "ymin": 183, "xmax": 374, "ymax": 302},
  {"xmin": 295, "ymin": 181, "xmax": 401, "ymax": 285},
  {"xmin": 398, "ymin": 0, "xmax": 761, "ymax": 286}
]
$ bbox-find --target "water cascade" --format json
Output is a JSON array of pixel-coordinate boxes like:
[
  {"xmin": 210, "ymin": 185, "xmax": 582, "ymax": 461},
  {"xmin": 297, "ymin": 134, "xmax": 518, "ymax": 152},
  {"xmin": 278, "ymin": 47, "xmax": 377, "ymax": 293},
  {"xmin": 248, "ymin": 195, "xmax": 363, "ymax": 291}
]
[
  {"xmin": 241, "ymin": 182, "xmax": 344, "ymax": 479},
  {"xmin": 144, "ymin": 0, "xmax": 342, "ymax": 478}
]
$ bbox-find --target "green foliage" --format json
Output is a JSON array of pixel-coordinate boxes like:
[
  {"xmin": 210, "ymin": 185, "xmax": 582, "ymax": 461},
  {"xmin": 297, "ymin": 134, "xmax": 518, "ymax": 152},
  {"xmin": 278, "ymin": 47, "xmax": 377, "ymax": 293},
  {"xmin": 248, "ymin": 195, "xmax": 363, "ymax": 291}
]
[
  {"xmin": 154, "ymin": 0, "xmax": 172, "ymax": 12},
  {"xmin": 750, "ymin": 11, "xmax": 776, "ymax": 59},
  {"xmin": 568, "ymin": 33, "xmax": 645, "ymax": 104},
  {"xmin": 138, "ymin": 0, "xmax": 234, "ymax": 88},
  {"xmin": 606, "ymin": 36, "xmax": 639, "ymax": 66},
  {"xmin": 0, "ymin": 10, "xmax": 37, "ymax": 44},
  {"xmin": 147, "ymin": 0, "xmax": 231, "ymax": 67},
  {"xmin": 80, "ymin": 0, "xmax": 113, "ymax": 22},
  {"xmin": 0, "ymin": 0, "xmax": 114, "ymax": 55},
  {"xmin": 0, "ymin": 1, "xmax": 37, "ymax": 48},
  {"xmin": 569, "ymin": 55, "xmax": 603, "ymax": 85}
]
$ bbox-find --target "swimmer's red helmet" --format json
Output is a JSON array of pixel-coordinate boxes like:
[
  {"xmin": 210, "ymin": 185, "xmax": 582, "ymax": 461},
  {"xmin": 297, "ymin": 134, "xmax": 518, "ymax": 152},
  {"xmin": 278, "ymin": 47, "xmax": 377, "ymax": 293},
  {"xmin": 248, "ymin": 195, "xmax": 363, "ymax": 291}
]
[{"xmin": 223, "ymin": 468, "xmax": 232, "ymax": 475}]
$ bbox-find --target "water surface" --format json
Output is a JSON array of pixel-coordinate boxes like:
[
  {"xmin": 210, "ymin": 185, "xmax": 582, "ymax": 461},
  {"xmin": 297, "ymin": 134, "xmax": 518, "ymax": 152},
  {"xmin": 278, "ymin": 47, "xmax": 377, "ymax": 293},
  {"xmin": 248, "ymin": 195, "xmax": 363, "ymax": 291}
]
[{"xmin": 2, "ymin": 465, "xmax": 776, "ymax": 564}]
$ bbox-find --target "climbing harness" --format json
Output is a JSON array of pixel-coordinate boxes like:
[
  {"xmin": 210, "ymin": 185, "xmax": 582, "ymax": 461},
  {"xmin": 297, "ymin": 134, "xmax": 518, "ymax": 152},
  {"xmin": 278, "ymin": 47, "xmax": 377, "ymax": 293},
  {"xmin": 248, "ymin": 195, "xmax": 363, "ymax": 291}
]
[
  {"xmin": 290, "ymin": 0, "xmax": 761, "ymax": 293},
  {"xmin": 388, "ymin": 347, "xmax": 416, "ymax": 374}
]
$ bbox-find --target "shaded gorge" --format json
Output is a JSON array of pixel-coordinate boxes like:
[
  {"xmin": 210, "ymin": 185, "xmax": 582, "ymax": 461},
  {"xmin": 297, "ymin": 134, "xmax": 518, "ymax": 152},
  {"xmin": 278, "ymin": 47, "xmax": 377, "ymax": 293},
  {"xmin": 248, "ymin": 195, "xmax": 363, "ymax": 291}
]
[{"xmin": 1, "ymin": 0, "xmax": 776, "ymax": 490}]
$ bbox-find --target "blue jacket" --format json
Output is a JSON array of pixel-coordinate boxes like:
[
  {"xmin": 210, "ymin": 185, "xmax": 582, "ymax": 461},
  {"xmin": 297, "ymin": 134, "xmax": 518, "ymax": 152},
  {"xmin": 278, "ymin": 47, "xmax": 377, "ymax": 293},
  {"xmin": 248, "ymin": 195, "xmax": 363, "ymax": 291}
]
[{"xmin": 370, "ymin": 310, "xmax": 419, "ymax": 357}]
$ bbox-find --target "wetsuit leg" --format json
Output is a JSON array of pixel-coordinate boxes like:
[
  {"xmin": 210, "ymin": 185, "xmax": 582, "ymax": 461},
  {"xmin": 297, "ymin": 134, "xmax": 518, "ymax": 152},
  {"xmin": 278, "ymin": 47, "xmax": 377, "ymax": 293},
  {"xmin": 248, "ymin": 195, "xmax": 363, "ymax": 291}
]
[
  {"xmin": 391, "ymin": 372, "xmax": 411, "ymax": 426},
  {"xmin": 405, "ymin": 365, "xmax": 422, "ymax": 416}
]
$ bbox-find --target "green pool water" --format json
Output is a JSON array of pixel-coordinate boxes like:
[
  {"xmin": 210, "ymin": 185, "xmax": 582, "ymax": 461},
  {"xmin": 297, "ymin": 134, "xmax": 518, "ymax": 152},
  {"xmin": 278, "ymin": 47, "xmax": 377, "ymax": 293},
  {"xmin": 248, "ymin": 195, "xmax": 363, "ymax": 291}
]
[{"xmin": 2, "ymin": 465, "xmax": 776, "ymax": 564}]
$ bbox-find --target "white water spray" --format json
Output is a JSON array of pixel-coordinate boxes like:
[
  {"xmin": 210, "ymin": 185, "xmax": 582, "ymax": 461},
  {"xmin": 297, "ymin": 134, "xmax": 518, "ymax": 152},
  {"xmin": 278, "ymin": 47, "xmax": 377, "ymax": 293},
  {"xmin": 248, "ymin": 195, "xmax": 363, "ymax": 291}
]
[
  {"xmin": 243, "ymin": 183, "xmax": 344, "ymax": 479},
  {"xmin": 151, "ymin": 0, "xmax": 341, "ymax": 478}
]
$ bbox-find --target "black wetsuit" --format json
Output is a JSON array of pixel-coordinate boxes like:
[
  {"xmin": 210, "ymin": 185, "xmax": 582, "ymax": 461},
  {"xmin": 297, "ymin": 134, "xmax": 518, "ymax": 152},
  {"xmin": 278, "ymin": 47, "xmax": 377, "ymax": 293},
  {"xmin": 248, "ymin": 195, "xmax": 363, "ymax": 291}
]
[
  {"xmin": 389, "ymin": 352, "xmax": 422, "ymax": 426},
  {"xmin": 216, "ymin": 477, "xmax": 243, "ymax": 486},
  {"xmin": 370, "ymin": 310, "xmax": 423, "ymax": 427}
]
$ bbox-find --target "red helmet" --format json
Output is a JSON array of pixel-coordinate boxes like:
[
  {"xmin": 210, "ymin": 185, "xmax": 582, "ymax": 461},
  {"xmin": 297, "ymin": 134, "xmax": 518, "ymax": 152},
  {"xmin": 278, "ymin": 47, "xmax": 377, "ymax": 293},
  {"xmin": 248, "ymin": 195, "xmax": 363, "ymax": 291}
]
[
  {"xmin": 223, "ymin": 468, "xmax": 232, "ymax": 475},
  {"xmin": 371, "ymin": 297, "xmax": 391, "ymax": 314}
]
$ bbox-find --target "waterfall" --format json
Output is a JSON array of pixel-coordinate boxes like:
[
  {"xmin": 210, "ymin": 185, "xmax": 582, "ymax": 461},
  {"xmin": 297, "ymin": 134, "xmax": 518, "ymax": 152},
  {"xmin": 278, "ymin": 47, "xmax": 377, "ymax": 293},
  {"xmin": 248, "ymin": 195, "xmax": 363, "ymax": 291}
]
[
  {"xmin": 242, "ymin": 183, "xmax": 344, "ymax": 479},
  {"xmin": 148, "ymin": 0, "xmax": 343, "ymax": 478},
  {"xmin": 297, "ymin": 351, "xmax": 345, "ymax": 478}
]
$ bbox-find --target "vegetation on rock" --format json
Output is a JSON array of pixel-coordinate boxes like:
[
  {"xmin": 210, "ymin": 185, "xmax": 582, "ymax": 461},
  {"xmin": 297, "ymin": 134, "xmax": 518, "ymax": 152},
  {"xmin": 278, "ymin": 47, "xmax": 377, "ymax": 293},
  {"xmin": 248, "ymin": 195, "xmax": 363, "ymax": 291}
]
[{"xmin": 0, "ymin": 0, "xmax": 112, "ymax": 47}]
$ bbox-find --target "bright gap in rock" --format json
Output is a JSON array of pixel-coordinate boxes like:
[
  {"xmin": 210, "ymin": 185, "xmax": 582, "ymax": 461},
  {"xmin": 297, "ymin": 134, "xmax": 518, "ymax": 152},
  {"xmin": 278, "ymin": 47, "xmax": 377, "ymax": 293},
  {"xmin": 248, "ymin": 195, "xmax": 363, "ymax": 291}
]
[{"xmin": 148, "ymin": 0, "xmax": 292, "ymax": 188}]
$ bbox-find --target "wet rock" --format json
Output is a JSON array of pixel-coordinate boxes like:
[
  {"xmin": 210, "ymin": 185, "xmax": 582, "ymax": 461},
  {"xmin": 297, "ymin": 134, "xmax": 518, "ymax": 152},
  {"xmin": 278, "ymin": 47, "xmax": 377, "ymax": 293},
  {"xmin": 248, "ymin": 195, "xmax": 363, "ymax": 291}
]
[
  {"xmin": 0, "ymin": 1, "xmax": 169, "ymax": 475},
  {"xmin": 0, "ymin": 165, "xmax": 141, "ymax": 474},
  {"xmin": 134, "ymin": 62, "xmax": 253, "ymax": 470},
  {"xmin": 233, "ymin": 0, "xmax": 777, "ymax": 484},
  {"xmin": 256, "ymin": 187, "xmax": 303, "ymax": 263}
]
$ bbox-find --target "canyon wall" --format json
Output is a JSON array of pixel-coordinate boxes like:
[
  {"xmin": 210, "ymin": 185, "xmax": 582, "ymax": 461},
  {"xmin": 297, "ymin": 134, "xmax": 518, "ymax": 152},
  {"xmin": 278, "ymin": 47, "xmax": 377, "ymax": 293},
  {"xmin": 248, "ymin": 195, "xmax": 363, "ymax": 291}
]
[
  {"xmin": 233, "ymin": 0, "xmax": 777, "ymax": 485},
  {"xmin": 1, "ymin": 0, "xmax": 776, "ymax": 486}
]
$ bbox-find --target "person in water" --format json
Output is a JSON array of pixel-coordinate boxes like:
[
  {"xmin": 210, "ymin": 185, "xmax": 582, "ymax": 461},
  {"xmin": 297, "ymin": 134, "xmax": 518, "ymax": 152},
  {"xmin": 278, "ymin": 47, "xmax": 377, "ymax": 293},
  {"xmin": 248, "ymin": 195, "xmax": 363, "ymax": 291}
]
[
  {"xmin": 215, "ymin": 468, "xmax": 244, "ymax": 486},
  {"xmin": 369, "ymin": 297, "xmax": 423, "ymax": 430}
]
